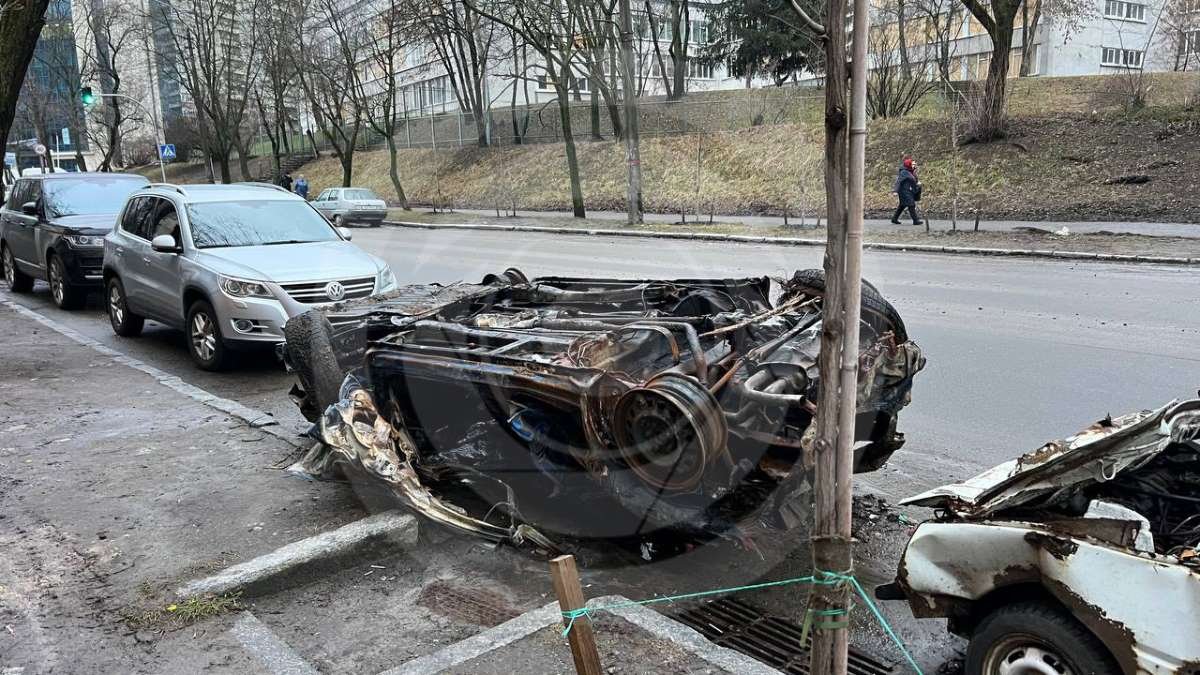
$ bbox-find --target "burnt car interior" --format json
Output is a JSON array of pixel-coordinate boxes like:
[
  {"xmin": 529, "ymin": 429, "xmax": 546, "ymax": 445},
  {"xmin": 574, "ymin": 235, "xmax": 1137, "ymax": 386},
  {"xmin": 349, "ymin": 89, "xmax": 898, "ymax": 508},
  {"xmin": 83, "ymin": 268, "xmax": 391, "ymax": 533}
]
[{"xmin": 283, "ymin": 269, "xmax": 925, "ymax": 557}]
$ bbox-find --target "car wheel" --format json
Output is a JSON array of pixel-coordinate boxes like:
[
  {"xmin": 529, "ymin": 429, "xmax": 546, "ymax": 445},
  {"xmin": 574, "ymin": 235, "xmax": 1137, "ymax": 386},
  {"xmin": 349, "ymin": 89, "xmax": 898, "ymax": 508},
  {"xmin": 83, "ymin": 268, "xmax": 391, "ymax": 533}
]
[
  {"xmin": 48, "ymin": 254, "xmax": 84, "ymax": 309},
  {"xmin": 786, "ymin": 268, "xmax": 907, "ymax": 342},
  {"xmin": 2, "ymin": 243, "xmax": 34, "ymax": 292},
  {"xmin": 967, "ymin": 602, "xmax": 1119, "ymax": 675},
  {"xmin": 106, "ymin": 277, "xmax": 144, "ymax": 337},
  {"xmin": 186, "ymin": 299, "xmax": 229, "ymax": 371},
  {"xmin": 333, "ymin": 215, "xmax": 344, "ymax": 227}
]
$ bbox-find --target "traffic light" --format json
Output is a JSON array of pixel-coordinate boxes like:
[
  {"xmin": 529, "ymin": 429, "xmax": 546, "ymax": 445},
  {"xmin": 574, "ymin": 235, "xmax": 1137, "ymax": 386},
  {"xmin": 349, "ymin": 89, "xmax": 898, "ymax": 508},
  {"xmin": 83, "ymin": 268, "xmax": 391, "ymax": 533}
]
[{"xmin": 80, "ymin": 86, "xmax": 95, "ymax": 106}]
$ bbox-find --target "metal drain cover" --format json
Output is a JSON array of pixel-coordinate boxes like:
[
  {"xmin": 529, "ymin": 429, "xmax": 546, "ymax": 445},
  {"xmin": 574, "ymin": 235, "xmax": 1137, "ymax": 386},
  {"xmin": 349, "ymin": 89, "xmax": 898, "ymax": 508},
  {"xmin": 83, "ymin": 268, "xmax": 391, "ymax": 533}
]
[
  {"xmin": 671, "ymin": 597, "xmax": 896, "ymax": 674},
  {"xmin": 416, "ymin": 579, "xmax": 520, "ymax": 627}
]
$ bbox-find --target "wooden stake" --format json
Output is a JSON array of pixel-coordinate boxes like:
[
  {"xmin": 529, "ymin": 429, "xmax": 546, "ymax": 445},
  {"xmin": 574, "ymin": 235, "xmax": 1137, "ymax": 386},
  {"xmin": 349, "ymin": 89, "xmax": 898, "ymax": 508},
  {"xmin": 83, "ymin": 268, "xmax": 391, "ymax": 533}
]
[{"xmin": 550, "ymin": 555, "xmax": 602, "ymax": 675}]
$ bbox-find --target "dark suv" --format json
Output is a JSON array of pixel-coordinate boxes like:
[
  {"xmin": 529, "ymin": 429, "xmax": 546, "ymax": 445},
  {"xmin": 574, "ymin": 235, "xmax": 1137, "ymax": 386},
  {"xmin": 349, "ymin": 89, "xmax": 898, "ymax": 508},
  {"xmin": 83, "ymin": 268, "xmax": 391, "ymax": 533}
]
[{"xmin": 0, "ymin": 172, "xmax": 149, "ymax": 308}]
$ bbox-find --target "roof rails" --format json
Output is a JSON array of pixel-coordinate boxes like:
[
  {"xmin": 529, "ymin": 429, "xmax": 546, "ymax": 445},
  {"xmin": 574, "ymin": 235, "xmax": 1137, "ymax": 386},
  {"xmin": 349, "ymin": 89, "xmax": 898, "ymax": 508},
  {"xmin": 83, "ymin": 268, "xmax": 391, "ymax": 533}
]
[
  {"xmin": 148, "ymin": 182, "xmax": 188, "ymax": 196},
  {"xmin": 236, "ymin": 181, "xmax": 292, "ymax": 193}
]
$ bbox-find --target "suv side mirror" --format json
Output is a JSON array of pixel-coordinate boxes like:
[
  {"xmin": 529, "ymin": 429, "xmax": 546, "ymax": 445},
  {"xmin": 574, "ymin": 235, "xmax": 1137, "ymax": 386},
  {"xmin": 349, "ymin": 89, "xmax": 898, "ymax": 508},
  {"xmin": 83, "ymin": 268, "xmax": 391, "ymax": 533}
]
[
  {"xmin": 151, "ymin": 234, "xmax": 180, "ymax": 253},
  {"xmin": 21, "ymin": 201, "xmax": 38, "ymax": 216},
  {"xmin": 338, "ymin": 227, "xmax": 352, "ymax": 241}
]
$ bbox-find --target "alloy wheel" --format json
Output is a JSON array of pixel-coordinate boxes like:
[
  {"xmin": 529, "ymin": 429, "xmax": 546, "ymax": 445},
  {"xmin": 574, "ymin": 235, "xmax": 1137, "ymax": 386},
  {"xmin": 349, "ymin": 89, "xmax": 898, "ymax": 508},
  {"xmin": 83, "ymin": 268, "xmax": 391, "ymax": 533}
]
[
  {"xmin": 49, "ymin": 258, "xmax": 65, "ymax": 304},
  {"xmin": 190, "ymin": 311, "xmax": 217, "ymax": 362},
  {"xmin": 986, "ymin": 638, "xmax": 1074, "ymax": 675},
  {"xmin": 108, "ymin": 283, "xmax": 124, "ymax": 325}
]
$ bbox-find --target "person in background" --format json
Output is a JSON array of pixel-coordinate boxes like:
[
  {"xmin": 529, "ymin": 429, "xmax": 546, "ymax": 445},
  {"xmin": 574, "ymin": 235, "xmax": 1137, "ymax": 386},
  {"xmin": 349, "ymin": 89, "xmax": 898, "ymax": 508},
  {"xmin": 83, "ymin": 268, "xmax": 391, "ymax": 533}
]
[
  {"xmin": 293, "ymin": 174, "xmax": 309, "ymax": 200},
  {"xmin": 891, "ymin": 156, "xmax": 923, "ymax": 226},
  {"xmin": 279, "ymin": 172, "xmax": 293, "ymax": 191}
]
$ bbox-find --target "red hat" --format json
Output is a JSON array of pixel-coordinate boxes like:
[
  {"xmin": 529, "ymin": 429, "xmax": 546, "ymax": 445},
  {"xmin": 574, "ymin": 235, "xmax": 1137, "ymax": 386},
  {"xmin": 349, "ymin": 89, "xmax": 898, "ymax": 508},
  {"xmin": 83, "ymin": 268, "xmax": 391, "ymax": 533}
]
[{"xmin": 903, "ymin": 157, "xmax": 914, "ymax": 170}]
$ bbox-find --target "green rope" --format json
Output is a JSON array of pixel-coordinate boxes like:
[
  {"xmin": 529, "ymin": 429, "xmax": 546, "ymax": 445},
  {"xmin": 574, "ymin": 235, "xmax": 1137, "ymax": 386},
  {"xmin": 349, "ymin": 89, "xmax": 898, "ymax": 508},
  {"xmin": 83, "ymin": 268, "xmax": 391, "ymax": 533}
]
[{"xmin": 558, "ymin": 571, "xmax": 925, "ymax": 675}]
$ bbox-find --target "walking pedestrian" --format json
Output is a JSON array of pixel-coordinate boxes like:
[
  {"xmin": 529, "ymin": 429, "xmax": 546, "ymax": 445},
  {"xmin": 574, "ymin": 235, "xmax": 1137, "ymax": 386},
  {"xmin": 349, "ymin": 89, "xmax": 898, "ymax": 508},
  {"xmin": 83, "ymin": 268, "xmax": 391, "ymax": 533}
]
[
  {"xmin": 280, "ymin": 172, "xmax": 293, "ymax": 191},
  {"xmin": 294, "ymin": 174, "xmax": 309, "ymax": 200},
  {"xmin": 891, "ymin": 156, "xmax": 923, "ymax": 226}
]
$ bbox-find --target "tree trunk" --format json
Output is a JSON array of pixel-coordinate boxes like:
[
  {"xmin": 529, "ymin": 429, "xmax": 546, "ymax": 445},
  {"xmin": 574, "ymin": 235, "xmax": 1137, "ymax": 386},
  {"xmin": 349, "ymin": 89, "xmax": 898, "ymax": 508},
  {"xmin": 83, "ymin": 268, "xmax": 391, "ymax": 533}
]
[
  {"xmin": 73, "ymin": 145, "xmax": 87, "ymax": 172},
  {"xmin": 0, "ymin": 0, "xmax": 49, "ymax": 201},
  {"xmin": 589, "ymin": 92, "xmax": 602, "ymax": 140},
  {"xmin": 668, "ymin": 0, "xmax": 688, "ymax": 100},
  {"xmin": 1019, "ymin": 0, "xmax": 1041, "ymax": 77},
  {"xmin": 218, "ymin": 154, "xmax": 232, "ymax": 184},
  {"xmin": 618, "ymin": 0, "xmax": 643, "ymax": 224},
  {"xmin": 386, "ymin": 134, "xmax": 409, "ymax": 209},
  {"xmin": 474, "ymin": 107, "xmax": 489, "ymax": 147},
  {"xmin": 340, "ymin": 151, "xmax": 353, "ymax": 187},
  {"xmin": 235, "ymin": 136, "xmax": 251, "ymax": 181},
  {"xmin": 809, "ymin": 0, "xmax": 851, "ymax": 664},
  {"xmin": 897, "ymin": 0, "xmax": 911, "ymax": 71},
  {"xmin": 556, "ymin": 81, "xmax": 586, "ymax": 218},
  {"xmin": 978, "ymin": 23, "xmax": 1014, "ymax": 140}
]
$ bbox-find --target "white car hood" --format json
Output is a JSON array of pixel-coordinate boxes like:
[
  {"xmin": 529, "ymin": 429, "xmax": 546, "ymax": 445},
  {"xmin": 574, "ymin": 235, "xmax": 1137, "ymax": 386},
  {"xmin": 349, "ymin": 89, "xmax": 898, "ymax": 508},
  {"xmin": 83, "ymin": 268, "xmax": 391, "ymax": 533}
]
[
  {"xmin": 901, "ymin": 399, "xmax": 1200, "ymax": 517},
  {"xmin": 193, "ymin": 240, "xmax": 383, "ymax": 284}
]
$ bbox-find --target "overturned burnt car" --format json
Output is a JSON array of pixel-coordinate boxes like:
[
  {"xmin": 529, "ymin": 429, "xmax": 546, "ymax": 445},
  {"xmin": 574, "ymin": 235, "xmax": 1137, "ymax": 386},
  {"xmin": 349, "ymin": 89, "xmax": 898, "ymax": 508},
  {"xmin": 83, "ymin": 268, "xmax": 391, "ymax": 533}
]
[
  {"xmin": 282, "ymin": 269, "xmax": 925, "ymax": 554},
  {"xmin": 880, "ymin": 398, "xmax": 1200, "ymax": 674}
]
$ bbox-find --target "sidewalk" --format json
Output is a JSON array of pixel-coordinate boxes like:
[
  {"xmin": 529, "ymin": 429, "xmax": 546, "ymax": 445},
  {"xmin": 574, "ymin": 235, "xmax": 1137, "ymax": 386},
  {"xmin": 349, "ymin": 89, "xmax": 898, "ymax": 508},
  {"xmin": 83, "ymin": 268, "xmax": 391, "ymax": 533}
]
[{"xmin": 447, "ymin": 207, "xmax": 1200, "ymax": 239}]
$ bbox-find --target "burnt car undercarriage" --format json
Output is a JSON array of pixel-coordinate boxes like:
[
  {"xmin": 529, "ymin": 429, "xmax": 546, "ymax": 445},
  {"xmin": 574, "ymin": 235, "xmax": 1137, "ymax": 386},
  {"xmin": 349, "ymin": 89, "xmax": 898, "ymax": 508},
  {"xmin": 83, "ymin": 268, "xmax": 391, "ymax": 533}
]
[{"xmin": 282, "ymin": 269, "xmax": 925, "ymax": 556}]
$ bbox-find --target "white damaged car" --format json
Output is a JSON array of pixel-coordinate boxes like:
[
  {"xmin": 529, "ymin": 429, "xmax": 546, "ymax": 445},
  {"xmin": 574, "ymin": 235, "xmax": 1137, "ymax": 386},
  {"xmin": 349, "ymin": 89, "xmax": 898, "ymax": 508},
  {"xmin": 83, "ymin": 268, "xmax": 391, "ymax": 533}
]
[{"xmin": 878, "ymin": 399, "xmax": 1200, "ymax": 674}]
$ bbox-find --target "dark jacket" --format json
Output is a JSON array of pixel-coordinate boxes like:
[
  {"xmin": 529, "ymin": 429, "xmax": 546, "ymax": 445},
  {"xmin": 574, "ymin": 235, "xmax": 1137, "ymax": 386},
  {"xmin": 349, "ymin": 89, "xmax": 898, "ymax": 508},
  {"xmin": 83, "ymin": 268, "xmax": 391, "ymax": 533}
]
[{"xmin": 894, "ymin": 167, "xmax": 919, "ymax": 206}]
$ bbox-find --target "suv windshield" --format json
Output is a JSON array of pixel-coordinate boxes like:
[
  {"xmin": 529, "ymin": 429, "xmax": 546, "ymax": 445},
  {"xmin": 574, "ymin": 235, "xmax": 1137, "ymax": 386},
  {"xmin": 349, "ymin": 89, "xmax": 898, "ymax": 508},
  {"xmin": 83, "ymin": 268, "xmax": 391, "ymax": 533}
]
[
  {"xmin": 343, "ymin": 189, "xmax": 378, "ymax": 200},
  {"xmin": 188, "ymin": 200, "xmax": 341, "ymax": 249},
  {"xmin": 43, "ymin": 177, "xmax": 150, "ymax": 217}
]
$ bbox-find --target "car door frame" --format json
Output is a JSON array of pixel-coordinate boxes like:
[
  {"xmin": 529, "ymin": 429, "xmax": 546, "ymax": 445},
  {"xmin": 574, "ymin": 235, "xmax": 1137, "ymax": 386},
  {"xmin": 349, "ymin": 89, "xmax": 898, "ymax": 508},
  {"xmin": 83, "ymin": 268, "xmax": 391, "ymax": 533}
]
[
  {"xmin": 111, "ymin": 195, "xmax": 158, "ymax": 319},
  {"xmin": 5, "ymin": 178, "xmax": 42, "ymax": 277},
  {"xmin": 140, "ymin": 196, "xmax": 186, "ymax": 325}
]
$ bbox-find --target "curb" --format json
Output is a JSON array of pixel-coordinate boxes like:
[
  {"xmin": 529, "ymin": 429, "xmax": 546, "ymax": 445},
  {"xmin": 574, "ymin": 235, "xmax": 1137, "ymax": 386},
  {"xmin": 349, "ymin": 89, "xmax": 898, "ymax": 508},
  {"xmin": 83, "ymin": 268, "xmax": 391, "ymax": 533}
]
[{"xmin": 384, "ymin": 220, "xmax": 1198, "ymax": 266}]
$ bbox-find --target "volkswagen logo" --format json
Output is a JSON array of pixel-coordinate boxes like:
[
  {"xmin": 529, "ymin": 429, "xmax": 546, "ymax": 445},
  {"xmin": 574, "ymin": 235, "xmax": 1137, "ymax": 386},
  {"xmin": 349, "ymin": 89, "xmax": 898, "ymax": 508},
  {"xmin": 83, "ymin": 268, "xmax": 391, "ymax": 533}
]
[{"xmin": 323, "ymin": 281, "xmax": 346, "ymax": 301}]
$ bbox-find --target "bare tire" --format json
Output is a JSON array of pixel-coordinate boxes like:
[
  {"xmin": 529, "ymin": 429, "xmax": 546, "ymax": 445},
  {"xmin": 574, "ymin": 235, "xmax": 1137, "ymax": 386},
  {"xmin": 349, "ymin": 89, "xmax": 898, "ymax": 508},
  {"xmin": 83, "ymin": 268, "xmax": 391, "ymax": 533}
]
[
  {"xmin": 186, "ymin": 299, "xmax": 229, "ymax": 371},
  {"xmin": 967, "ymin": 602, "xmax": 1119, "ymax": 675},
  {"xmin": 106, "ymin": 277, "xmax": 144, "ymax": 337},
  {"xmin": 2, "ymin": 244, "xmax": 33, "ymax": 292},
  {"xmin": 333, "ymin": 215, "xmax": 344, "ymax": 228},
  {"xmin": 48, "ymin": 253, "xmax": 84, "ymax": 310},
  {"xmin": 786, "ymin": 268, "xmax": 907, "ymax": 342}
]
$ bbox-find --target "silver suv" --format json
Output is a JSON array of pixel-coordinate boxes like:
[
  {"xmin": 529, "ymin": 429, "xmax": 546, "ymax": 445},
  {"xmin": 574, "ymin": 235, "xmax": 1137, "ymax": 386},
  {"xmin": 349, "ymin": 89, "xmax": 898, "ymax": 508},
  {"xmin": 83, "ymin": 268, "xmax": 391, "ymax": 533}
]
[
  {"xmin": 311, "ymin": 187, "xmax": 388, "ymax": 227},
  {"xmin": 103, "ymin": 183, "xmax": 396, "ymax": 370}
]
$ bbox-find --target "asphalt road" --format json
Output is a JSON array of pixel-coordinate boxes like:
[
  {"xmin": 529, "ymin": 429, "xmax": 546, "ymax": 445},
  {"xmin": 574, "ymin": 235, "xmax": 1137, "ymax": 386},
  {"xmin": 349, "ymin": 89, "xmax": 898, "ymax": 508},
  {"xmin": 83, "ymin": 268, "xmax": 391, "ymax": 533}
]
[{"xmin": 5, "ymin": 226, "xmax": 1198, "ymax": 498}]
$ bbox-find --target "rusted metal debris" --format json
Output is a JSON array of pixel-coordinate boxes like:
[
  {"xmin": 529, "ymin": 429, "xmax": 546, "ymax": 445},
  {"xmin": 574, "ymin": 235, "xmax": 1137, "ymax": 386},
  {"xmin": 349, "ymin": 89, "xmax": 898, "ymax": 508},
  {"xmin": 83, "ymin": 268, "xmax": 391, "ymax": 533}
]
[
  {"xmin": 281, "ymin": 269, "xmax": 925, "ymax": 556},
  {"xmin": 885, "ymin": 398, "xmax": 1200, "ymax": 672}
]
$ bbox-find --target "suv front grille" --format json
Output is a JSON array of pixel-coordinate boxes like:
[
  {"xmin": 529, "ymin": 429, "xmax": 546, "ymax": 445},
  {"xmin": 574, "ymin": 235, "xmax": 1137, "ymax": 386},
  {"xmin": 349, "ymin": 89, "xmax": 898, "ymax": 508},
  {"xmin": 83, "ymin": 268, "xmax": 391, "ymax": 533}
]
[{"xmin": 279, "ymin": 276, "xmax": 375, "ymax": 304}]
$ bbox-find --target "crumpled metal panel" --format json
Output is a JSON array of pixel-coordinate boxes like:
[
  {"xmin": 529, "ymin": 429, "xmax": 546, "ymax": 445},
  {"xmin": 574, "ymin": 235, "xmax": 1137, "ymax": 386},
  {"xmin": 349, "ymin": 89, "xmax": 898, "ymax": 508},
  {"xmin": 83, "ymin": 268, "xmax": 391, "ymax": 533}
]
[{"xmin": 900, "ymin": 521, "xmax": 1200, "ymax": 673}]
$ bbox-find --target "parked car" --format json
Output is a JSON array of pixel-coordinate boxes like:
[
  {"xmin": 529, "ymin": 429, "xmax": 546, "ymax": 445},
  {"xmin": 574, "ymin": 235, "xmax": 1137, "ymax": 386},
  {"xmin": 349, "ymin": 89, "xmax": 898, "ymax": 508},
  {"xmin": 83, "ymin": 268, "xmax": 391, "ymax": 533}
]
[
  {"xmin": 311, "ymin": 187, "xmax": 388, "ymax": 227},
  {"xmin": 878, "ymin": 399, "xmax": 1200, "ymax": 674},
  {"xmin": 1, "ymin": 172, "xmax": 150, "ymax": 309},
  {"xmin": 103, "ymin": 183, "xmax": 397, "ymax": 370}
]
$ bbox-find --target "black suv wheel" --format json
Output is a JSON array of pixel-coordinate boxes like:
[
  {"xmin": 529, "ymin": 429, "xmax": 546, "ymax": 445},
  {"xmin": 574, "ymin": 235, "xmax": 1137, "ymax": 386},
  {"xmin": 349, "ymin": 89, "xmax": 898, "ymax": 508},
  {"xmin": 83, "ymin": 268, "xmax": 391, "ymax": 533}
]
[
  {"xmin": 2, "ymin": 243, "xmax": 34, "ymax": 292},
  {"xmin": 48, "ymin": 253, "xmax": 85, "ymax": 309}
]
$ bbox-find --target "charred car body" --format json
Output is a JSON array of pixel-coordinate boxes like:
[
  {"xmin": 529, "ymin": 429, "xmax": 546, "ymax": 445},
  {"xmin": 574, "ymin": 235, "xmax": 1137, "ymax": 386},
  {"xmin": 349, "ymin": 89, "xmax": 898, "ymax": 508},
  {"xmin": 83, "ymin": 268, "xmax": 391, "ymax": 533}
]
[
  {"xmin": 282, "ymin": 269, "xmax": 925, "ymax": 553},
  {"xmin": 880, "ymin": 399, "xmax": 1200, "ymax": 674}
]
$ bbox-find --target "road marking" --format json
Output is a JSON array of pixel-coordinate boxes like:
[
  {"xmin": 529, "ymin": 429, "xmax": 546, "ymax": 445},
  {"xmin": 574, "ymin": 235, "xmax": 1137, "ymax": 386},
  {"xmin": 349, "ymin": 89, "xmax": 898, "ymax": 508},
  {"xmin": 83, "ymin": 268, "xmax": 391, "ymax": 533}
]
[
  {"xmin": 175, "ymin": 511, "xmax": 417, "ymax": 599},
  {"xmin": 230, "ymin": 612, "xmax": 318, "ymax": 675},
  {"xmin": 1, "ymin": 297, "xmax": 298, "ymax": 446}
]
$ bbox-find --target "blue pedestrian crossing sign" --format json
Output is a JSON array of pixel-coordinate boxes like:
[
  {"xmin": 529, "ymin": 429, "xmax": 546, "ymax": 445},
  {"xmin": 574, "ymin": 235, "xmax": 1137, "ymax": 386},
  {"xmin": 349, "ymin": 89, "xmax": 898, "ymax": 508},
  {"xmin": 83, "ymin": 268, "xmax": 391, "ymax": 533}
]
[{"xmin": 159, "ymin": 144, "xmax": 176, "ymax": 160}]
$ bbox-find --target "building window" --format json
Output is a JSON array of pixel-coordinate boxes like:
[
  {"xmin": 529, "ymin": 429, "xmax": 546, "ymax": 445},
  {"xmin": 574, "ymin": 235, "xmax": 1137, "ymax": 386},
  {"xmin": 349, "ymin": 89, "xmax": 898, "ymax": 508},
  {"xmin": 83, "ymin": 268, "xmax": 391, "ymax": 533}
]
[
  {"xmin": 687, "ymin": 59, "xmax": 714, "ymax": 79},
  {"xmin": 1102, "ymin": 47, "xmax": 1144, "ymax": 67},
  {"xmin": 1104, "ymin": 0, "xmax": 1146, "ymax": 21},
  {"xmin": 1187, "ymin": 29, "xmax": 1200, "ymax": 53}
]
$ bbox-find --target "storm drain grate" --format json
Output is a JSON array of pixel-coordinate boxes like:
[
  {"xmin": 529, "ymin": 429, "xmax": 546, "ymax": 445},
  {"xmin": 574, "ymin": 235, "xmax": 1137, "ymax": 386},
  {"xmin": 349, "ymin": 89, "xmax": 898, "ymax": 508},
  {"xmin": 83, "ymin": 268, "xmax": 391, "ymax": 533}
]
[
  {"xmin": 671, "ymin": 597, "xmax": 896, "ymax": 675},
  {"xmin": 416, "ymin": 579, "xmax": 521, "ymax": 627}
]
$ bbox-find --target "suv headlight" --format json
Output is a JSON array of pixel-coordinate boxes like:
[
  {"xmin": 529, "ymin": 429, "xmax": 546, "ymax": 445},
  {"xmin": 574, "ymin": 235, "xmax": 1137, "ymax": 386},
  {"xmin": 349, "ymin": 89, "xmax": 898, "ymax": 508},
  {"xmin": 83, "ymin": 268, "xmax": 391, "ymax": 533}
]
[
  {"xmin": 219, "ymin": 276, "xmax": 273, "ymax": 299},
  {"xmin": 64, "ymin": 235, "xmax": 104, "ymax": 247},
  {"xmin": 378, "ymin": 266, "xmax": 397, "ymax": 293}
]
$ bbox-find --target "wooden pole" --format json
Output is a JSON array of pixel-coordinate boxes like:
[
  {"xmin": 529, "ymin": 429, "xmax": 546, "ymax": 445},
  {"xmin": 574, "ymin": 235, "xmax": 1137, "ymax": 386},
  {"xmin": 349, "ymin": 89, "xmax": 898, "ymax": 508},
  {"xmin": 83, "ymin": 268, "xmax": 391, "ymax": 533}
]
[{"xmin": 550, "ymin": 555, "xmax": 602, "ymax": 675}]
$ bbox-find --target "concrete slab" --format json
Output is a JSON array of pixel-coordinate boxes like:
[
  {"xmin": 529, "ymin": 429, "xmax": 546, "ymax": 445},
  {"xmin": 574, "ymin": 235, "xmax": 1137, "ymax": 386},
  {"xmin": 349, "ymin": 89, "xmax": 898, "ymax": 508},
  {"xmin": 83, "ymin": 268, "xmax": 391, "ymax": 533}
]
[{"xmin": 176, "ymin": 511, "xmax": 419, "ymax": 599}]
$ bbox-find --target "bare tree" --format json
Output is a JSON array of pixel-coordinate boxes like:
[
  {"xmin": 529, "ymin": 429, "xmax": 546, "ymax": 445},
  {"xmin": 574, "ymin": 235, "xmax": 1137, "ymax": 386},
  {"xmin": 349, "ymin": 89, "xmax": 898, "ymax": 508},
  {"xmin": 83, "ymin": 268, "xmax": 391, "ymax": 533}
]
[
  {"xmin": 405, "ymin": 0, "xmax": 497, "ymax": 147},
  {"xmin": 1018, "ymin": 0, "xmax": 1093, "ymax": 76},
  {"xmin": 290, "ymin": 0, "xmax": 365, "ymax": 187},
  {"xmin": 867, "ymin": 0, "xmax": 936, "ymax": 118},
  {"xmin": 254, "ymin": 9, "xmax": 297, "ymax": 183},
  {"xmin": 644, "ymin": 0, "xmax": 691, "ymax": 99},
  {"xmin": 357, "ymin": 0, "xmax": 411, "ymax": 207},
  {"xmin": 149, "ymin": 0, "xmax": 265, "ymax": 182},
  {"xmin": 572, "ymin": 0, "xmax": 624, "ymax": 140},
  {"xmin": 75, "ymin": 0, "xmax": 149, "ymax": 170},
  {"xmin": 0, "ymin": 0, "xmax": 52, "ymax": 198},
  {"xmin": 956, "ymin": 0, "xmax": 1022, "ymax": 140},
  {"xmin": 1160, "ymin": 0, "xmax": 1200, "ymax": 71},
  {"xmin": 911, "ymin": 0, "xmax": 962, "ymax": 81},
  {"xmin": 17, "ymin": 18, "xmax": 90, "ymax": 171},
  {"xmin": 469, "ymin": 0, "xmax": 589, "ymax": 217}
]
